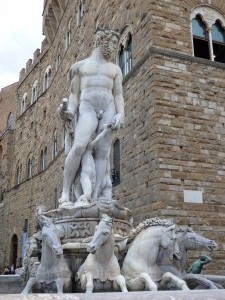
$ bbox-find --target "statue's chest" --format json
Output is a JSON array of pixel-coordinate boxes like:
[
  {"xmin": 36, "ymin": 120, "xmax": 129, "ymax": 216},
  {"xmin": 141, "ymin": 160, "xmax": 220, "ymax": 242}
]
[{"xmin": 80, "ymin": 63, "xmax": 115, "ymax": 78}]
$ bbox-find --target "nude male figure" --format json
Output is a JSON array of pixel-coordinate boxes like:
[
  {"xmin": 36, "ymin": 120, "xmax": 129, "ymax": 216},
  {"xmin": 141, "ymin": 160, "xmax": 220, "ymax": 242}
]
[{"xmin": 59, "ymin": 28, "xmax": 124, "ymax": 208}]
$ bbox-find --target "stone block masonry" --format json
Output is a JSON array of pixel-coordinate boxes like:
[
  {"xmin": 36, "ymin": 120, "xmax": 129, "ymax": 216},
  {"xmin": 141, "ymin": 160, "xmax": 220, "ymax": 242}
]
[{"xmin": 0, "ymin": 0, "xmax": 225, "ymax": 276}]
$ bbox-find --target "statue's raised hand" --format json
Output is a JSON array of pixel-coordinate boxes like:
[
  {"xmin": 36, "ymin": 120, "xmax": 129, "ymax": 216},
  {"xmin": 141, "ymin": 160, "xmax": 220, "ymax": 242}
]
[{"xmin": 58, "ymin": 98, "xmax": 74, "ymax": 121}]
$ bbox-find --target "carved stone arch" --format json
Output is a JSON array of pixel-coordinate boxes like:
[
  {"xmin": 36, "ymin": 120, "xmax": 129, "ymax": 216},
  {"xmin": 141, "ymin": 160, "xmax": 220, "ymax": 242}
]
[
  {"xmin": 190, "ymin": 5, "xmax": 225, "ymax": 29},
  {"xmin": 118, "ymin": 24, "xmax": 133, "ymax": 50},
  {"xmin": 213, "ymin": 17, "xmax": 225, "ymax": 31},
  {"xmin": 117, "ymin": 24, "xmax": 133, "ymax": 76},
  {"xmin": 192, "ymin": 12, "xmax": 210, "ymax": 30}
]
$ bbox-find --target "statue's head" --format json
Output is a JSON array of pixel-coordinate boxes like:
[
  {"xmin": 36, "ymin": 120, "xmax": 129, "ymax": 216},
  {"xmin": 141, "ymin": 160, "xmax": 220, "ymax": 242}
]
[{"xmin": 94, "ymin": 27, "xmax": 120, "ymax": 60}]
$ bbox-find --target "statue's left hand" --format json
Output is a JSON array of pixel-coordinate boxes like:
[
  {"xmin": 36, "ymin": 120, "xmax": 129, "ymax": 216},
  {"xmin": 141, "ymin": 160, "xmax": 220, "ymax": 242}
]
[{"xmin": 112, "ymin": 113, "xmax": 124, "ymax": 130}]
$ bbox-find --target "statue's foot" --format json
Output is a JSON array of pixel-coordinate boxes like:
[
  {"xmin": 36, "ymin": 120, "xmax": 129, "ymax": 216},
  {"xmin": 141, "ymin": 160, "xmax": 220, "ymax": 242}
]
[
  {"xmin": 74, "ymin": 195, "xmax": 91, "ymax": 208},
  {"xmin": 58, "ymin": 197, "xmax": 74, "ymax": 209}
]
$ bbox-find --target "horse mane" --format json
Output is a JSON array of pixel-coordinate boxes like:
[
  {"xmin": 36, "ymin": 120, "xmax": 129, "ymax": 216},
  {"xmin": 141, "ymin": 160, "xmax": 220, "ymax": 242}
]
[{"xmin": 128, "ymin": 217, "xmax": 174, "ymax": 243}]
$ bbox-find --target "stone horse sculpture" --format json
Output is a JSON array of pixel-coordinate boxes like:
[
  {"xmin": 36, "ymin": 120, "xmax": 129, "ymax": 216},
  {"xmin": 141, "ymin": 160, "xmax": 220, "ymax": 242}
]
[
  {"xmin": 21, "ymin": 212, "xmax": 71, "ymax": 294},
  {"xmin": 77, "ymin": 214, "xmax": 128, "ymax": 293},
  {"xmin": 158, "ymin": 226, "xmax": 220, "ymax": 289},
  {"xmin": 121, "ymin": 218, "xmax": 189, "ymax": 291}
]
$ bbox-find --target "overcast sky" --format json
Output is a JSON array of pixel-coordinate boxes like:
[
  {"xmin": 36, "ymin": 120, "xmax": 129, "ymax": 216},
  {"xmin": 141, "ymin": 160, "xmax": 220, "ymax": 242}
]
[{"xmin": 0, "ymin": 0, "xmax": 45, "ymax": 90}]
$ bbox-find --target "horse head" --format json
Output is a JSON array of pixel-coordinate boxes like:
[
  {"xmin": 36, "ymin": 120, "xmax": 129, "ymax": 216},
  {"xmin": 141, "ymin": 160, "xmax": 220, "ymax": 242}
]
[
  {"xmin": 87, "ymin": 214, "xmax": 113, "ymax": 253},
  {"xmin": 160, "ymin": 225, "xmax": 181, "ymax": 261},
  {"xmin": 41, "ymin": 219, "xmax": 63, "ymax": 257},
  {"xmin": 176, "ymin": 226, "xmax": 217, "ymax": 252}
]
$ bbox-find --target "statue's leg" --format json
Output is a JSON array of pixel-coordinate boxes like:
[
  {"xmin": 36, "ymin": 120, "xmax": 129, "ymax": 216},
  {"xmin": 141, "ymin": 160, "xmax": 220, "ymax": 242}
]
[
  {"xmin": 60, "ymin": 110, "xmax": 98, "ymax": 206},
  {"xmin": 101, "ymin": 162, "xmax": 112, "ymax": 199},
  {"xmin": 86, "ymin": 273, "xmax": 94, "ymax": 293},
  {"xmin": 126, "ymin": 273, "xmax": 158, "ymax": 291},
  {"xmin": 92, "ymin": 108, "xmax": 115, "ymax": 202},
  {"xmin": 114, "ymin": 274, "xmax": 128, "ymax": 292},
  {"xmin": 21, "ymin": 277, "xmax": 36, "ymax": 294},
  {"xmin": 161, "ymin": 272, "xmax": 189, "ymax": 290},
  {"xmin": 79, "ymin": 151, "xmax": 95, "ymax": 203},
  {"xmin": 55, "ymin": 278, "xmax": 64, "ymax": 294}
]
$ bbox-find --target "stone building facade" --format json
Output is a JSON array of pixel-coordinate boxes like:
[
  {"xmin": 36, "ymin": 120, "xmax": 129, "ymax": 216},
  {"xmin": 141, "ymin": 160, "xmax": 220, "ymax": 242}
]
[{"xmin": 0, "ymin": 0, "xmax": 225, "ymax": 274}]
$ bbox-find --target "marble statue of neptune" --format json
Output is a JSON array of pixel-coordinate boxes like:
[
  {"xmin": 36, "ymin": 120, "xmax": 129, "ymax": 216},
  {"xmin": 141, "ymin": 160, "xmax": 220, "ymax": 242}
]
[{"xmin": 59, "ymin": 28, "xmax": 124, "ymax": 208}]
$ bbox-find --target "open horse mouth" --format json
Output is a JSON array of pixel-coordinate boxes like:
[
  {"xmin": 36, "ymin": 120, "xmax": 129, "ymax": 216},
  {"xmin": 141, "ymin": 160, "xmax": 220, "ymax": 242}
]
[{"xmin": 206, "ymin": 241, "xmax": 217, "ymax": 251}]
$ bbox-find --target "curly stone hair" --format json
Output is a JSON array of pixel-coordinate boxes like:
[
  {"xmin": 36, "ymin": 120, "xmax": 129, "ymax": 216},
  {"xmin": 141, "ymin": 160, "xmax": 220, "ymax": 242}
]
[{"xmin": 94, "ymin": 27, "xmax": 120, "ymax": 49}]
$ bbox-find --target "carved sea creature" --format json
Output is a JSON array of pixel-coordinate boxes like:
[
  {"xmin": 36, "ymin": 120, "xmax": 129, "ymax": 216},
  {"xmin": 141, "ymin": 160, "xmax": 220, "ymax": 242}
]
[
  {"xmin": 158, "ymin": 226, "xmax": 220, "ymax": 289},
  {"xmin": 121, "ymin": 218, "xmax": 189, "ymax": 291},
  {"xmin": 76, "ymin": 214, "xmax": 128, "ymax": 293},
  {"xmin": 21, "ymin": 214, "xmax": 71, "ymax": 294}
]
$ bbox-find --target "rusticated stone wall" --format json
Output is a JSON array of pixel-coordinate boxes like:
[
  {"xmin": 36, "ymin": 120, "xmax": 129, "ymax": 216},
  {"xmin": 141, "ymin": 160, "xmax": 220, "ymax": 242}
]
[
  {"xmin": 0, "ymin": 83, "xmax": 17, "ymax": 266},
  {"xmin": 0, "ymin": 0, "xmax": 225, "ymax": 275}
]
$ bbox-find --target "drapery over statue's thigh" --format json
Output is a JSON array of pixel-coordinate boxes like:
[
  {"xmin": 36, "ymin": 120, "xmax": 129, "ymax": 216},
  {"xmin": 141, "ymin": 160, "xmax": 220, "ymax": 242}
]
[{"xmin": 58, "ymin": 28, "xmax": 124, "ymax": 209}]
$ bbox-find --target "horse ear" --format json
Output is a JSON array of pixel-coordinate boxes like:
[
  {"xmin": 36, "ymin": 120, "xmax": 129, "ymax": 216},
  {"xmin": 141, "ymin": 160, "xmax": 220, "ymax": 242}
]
[{"xmin": 165, "ymin": 224, "xmax": 176, "ymax": 232}]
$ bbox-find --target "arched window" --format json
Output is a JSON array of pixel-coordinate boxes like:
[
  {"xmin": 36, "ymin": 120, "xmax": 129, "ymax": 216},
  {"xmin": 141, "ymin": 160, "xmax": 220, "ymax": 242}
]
[
  {"xmin": 31, "ymin": 80, "xmax": 38, "ymax": 103},
  {"xmin": 21, "ymin": 93, "xmax": 27, "ymax": 114},
  {"xmin": 27, "ymin": 157, "xmax": 33, "ymax": 179},
  {"xmin": 66, "ymin": 19, "xmax": 72, "ymax": 49},
  {"xmin": 54, "ymin": 188, "xmax": 58, "ymax": 208},
  {"xmin": 191, "ymin": 6, "xmax": 225, "ymax": 63},
  {"xmin": 77, "ymin": 1, "xmax": 84, "ymax": 26},
  {"xmin": 118, "ymin": 28, "xmax": 133, "ymax": 76},
  {"xmin": 7, "ymin": 112, "xmax": 13, "ymax": 129},
  {"xmin": 212, "ymin": 20, "xmax": 225, "ymax": 63},
  {"xmin": 40, "ymin": 147, "xmax": 47, "ymax": 171},
  {"xmin": 44, "ymin": 147, "xmax": 47, "ymax": 168},
  {"xmin": 112, "ymin": 139, "xmax": 120, "ymax": 186},
  {"xmin": 16, "ymin": 164, "xmax": 22, "ymax": 185},
  {"xmin": 43, "ymin": 66, "xmax": 52, "ymax": 91},
  {"xmin": 52, "ymin": 130, "xmax": 57, "ymax": 159},
  {"xmin": 191, "ymin": 15, "xmax": 210, "ymax": 60},
  {"xmin": 55, "ymin": 54, "xmax": 61, "ymax": 70}
]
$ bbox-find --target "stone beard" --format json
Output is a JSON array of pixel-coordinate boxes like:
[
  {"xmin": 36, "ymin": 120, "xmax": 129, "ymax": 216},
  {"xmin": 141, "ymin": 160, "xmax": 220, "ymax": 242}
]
[{"xmin": 101, "ymin": 35, "xmax": 114, "ymax": 60}]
